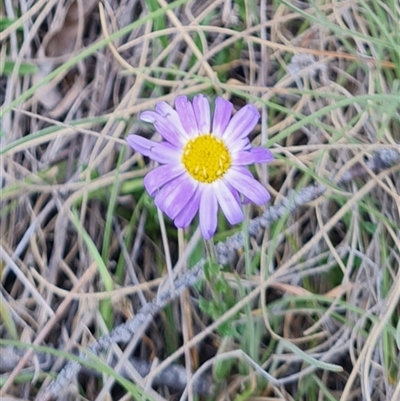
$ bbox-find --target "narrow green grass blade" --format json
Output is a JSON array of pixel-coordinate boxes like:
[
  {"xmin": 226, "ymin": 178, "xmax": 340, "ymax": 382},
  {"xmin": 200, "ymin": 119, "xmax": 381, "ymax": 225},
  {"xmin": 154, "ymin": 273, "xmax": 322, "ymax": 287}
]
[
  {"xmin": 1, "ymin": 60, "xmax": 38, "ymax": 76},
  {"xmin": 280, "ymin": 339, "xmax": 343, "ymax": 372},
  {"xmin": 69, "ymin": 209, "xmax": 114, "ymax": 292},
  {"xmin": 102, "ymin": 147, "xmax": 125, "ymax": 262},
  {"xmin": 312, "ymin": 375, "xmax": 338, "ymax": 401},
  {"xmin": 0, "ymin": 294, "xmax": 18, "ymax": 340},
  {"xmin": 0, "ymin": 339, "xmax": 154, "ymax": 400},
  {"xmin": 70, "ymin": 209, "xmax": 114, "ymax": 328}
]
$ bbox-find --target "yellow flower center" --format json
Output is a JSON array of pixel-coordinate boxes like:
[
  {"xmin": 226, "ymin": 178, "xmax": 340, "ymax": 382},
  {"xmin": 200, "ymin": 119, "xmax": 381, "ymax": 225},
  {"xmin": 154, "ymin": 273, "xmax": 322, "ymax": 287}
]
[{"xmin": 182, "ymin": 134, "xmax": 232, "ymax": 183}]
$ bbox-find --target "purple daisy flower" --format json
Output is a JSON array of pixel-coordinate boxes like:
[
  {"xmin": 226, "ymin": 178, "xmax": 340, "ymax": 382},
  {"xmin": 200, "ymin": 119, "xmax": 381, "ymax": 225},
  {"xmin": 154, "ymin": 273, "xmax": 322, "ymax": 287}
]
[{"xmin": 127, "ymin": 94, "xmax": 274, "ymax": 240}]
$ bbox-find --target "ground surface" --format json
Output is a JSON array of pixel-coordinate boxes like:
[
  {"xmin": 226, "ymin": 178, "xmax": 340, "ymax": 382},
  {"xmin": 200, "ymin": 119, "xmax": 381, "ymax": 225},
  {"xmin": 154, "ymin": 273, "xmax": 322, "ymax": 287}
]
[{"xmin": 1, "ymin": 1, "xmax": 400, "ymax": 400}]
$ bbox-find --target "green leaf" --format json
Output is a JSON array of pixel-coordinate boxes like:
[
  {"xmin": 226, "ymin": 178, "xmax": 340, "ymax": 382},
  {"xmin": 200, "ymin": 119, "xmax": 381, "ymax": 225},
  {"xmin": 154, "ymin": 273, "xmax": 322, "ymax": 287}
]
[
  {"xmin": 214, "ymin": 357, "xmax": 235, "ymax": 380},
  {"xmin": 1, "ymin": 60, "xmax": 38, "ymax": 76},
  {"xmin": 0, "ymin": 18, "xmax": 20, "ymax": 31},
  {"xmin": 214, "ymin": 276, "xmax": 229, "ymax": 294},
  {"xmin": 204, "ymin": 260, "xmax": 221, "ymax": 281}
]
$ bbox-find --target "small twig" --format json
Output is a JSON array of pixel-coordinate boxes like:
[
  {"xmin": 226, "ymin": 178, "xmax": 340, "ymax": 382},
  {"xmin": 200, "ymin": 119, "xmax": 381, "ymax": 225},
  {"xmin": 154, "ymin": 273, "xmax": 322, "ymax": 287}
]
[
  {"xmin": 38, "ymin": 263, "xmax": 205, "ymax": 400},
  {"xmin": 32, "ymin": 148, "xmax": 400, "ymax": 400},
  {"xmin": 215, "ymin": 182, "xmax": 327, "ymax": 265},
  {"xmin": 0, "ymin": 346, "xmax": 212, "ymax": 396},
  {"xmin": 216, "ymin": 148, "xmax": 400, "ymax": 266},
  {"xmin": 37, "ymin": 182, "xmax": 326, "ymax": 400},
  {"xmin": 338, "ymin": 148, "xmax": 400, "ymax": 183}
]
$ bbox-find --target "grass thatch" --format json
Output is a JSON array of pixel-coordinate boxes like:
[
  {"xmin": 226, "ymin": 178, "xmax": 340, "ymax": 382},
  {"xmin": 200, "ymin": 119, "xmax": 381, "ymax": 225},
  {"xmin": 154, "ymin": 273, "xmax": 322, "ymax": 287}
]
[{"xmin": 1, "ymin": 0, "xmax": 399, "ymax": 400}]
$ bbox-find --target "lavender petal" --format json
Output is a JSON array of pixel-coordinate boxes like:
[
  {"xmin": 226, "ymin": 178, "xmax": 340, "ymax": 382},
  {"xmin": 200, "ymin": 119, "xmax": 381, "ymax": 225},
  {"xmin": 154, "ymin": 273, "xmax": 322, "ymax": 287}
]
[
  {"xmin": 174, "ymin": 187, "xmax": 201, "ymax": 228},
  {"xmin": 214, "ymin": 181, "xmax": 244, "ymax": 225},
  {"xmin": 199, "ymin": 185, "xmax": 218, "ymax": 239},
  {"xmin": 175, "ymin": 95, "xmax": 198, "ymax": 137},
  {"xmin": 224, "ymin": 167, "xmax": 270, "ymax": 205},
  {"xmin": 193, "ymin": 94, "xmax": 211, "ymax": 134},
  {"xmin": 126, "ymin": 135, "xmax": 181, "ymax": 164},
  {"xmin": 140, "ymin": 110, "xmax": 187, "ymax": 146},
  {"xmin": 144, "ymin": 164, "xmax": 185, "ymax": 197},
  {"xmin": 233, "ymin": 147, "xmax": 274, "ymax": 166},
  {"xmin": 212, "ymin": 97, "xmax": 233, "ymax": 137},
  {"xmin": 222, "ymin": 104, "xmax": 260, "ymax": 142},
  {"xmin": 155, "ymin": 175, "xmax": 198, "ymax": 220}
]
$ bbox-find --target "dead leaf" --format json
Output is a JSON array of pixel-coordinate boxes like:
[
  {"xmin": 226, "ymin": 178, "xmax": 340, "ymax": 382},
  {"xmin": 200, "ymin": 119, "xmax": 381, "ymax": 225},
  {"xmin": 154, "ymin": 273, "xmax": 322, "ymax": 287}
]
[{"xmin": 34, "ymin": 0, "xmax": 97, "ymax": 113}]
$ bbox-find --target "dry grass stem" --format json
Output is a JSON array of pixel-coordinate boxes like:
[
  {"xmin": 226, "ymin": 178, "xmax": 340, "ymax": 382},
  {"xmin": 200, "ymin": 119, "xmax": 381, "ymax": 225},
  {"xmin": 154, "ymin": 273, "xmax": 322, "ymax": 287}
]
[{"xmin": 1, "ymin": 0, "xmax": 399, "ymax": 400}]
